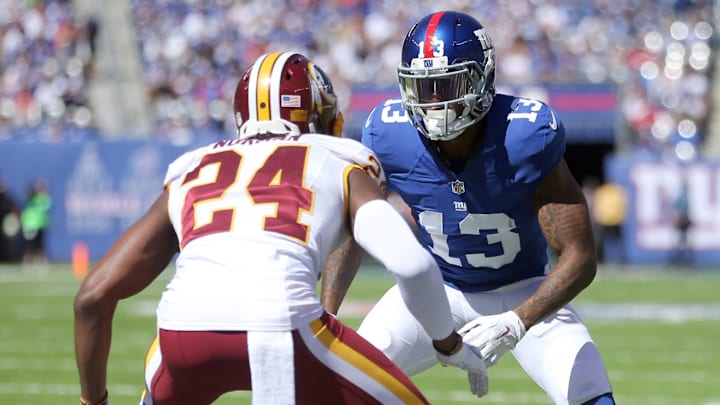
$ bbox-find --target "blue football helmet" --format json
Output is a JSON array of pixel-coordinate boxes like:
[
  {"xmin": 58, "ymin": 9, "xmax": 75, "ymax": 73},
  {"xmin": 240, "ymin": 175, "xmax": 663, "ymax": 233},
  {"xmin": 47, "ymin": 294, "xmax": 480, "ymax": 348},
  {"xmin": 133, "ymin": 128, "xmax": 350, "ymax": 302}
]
[{"xmin": 398, "ymin": 11, "xmax": 496, "ymax": 141}]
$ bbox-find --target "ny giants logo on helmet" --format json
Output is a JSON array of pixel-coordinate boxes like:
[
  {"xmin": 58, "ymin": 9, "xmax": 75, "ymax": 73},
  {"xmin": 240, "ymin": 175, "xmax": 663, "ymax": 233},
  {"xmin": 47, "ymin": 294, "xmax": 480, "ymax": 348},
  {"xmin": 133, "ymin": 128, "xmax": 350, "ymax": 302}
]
[{"xmin": 474, "ymin": 28, "xmax": 494, "ymax": 55}]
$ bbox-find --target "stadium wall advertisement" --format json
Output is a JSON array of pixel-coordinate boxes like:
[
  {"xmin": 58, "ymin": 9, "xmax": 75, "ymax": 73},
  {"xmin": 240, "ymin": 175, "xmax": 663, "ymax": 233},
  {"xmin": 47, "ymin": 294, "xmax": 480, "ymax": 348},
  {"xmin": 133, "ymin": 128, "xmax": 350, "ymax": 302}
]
[
  {"xmin": 604, "ymin": 153, "xmax": 720, "ymax": 267},
  {"xmin": 0, "ymin": 140, "xmax": 194, "ymax": 263},
  {"xmin": 1, "ymin": 141, "xmax": 719, "ymax": 266}
]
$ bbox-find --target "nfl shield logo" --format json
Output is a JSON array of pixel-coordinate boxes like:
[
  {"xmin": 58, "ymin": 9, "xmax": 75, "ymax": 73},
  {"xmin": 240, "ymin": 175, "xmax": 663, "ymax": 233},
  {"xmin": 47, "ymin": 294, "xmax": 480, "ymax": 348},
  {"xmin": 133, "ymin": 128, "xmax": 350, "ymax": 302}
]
[{"xmin": 451, "ymin": 180, "xmax": 465, "ymax": 195}]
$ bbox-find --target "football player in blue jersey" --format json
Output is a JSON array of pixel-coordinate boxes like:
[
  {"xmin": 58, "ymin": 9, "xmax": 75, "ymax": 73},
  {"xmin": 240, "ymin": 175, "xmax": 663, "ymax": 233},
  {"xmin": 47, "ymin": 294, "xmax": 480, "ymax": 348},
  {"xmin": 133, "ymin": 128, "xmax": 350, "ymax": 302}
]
[{"xmin": 321, "ymin": 10, "xmax": 615, "ymax": 405}]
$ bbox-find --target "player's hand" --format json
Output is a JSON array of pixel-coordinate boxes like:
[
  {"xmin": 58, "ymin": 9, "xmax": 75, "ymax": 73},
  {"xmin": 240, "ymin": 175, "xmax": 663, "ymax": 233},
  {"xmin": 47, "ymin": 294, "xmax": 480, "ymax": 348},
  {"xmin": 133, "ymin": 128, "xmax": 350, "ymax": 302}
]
[
  {"xmin": 435, "ymin": 340, "xmax": 488, "ymax": 397},
  {"xmin": 458, "ymin": 310, "xmax": 526, "ymax": 366}
]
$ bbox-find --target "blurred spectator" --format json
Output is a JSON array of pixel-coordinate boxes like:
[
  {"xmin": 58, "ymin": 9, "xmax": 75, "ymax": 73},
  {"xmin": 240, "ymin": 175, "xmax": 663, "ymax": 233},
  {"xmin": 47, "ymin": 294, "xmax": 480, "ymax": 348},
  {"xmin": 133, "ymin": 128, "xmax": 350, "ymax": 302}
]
[
  {"xmin": 671, "ymin": 179, "xmax": 693, "ymax": 266},
  {"xmin": 592, "ymin": 181, "xmax": 628, "ymax": 265},
  {"xmin": 85, "ymin": 15, "xmax": 99, "ymax": 58},
  {"xmin": 0, "ymin": 179, "xmax": 21, "ymax": 262},
  {"xmin": 582, "ymin": 176, "xmax": 602, "ymax": 261},
  {"xmin": 21, "ymin": 178, "xmax": 52, "ymax": 265}
]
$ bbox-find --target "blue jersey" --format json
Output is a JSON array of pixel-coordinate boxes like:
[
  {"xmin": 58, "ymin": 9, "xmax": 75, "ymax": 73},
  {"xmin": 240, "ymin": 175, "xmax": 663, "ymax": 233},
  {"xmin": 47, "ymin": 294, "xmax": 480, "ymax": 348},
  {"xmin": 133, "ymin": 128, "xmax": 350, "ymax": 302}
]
[{"xmin": 361, "ymin": 94, "xmax": 566, "ymax": 292}]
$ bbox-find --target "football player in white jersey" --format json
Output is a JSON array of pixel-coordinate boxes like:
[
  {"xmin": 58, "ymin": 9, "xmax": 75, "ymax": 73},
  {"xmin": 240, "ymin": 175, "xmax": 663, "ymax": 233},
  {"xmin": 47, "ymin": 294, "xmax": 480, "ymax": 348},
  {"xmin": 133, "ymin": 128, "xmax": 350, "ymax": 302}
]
[{"xmin": 74, "ymin": 52, "xmax": 488, "ymax": 405}]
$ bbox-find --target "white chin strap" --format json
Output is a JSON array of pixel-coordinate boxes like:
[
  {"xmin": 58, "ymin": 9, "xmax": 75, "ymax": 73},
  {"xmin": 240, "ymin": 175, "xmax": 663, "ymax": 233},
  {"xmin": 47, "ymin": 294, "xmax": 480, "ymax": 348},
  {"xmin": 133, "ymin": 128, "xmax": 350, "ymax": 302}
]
[
  {"xmin": 237, "ymin": 119, "xmax": 301, "ymax": 140},
  {"xmin": 423, "ymin": 109, "xmax": 458, "ymax": 140}
]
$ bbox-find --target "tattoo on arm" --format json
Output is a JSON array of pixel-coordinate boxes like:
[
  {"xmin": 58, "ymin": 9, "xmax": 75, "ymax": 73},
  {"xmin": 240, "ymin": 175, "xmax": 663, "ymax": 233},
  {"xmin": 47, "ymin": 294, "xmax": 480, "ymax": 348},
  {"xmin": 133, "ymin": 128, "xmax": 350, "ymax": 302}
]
[
  {"xmin": 517, "ymin": 159, "xmax": 596, "ymax": 327},
  {"xmin": 320, "ymin": 238, "xmax": 365, "ymax": 315},
  {"xmin": 536, "ymin": 201, "xmax": 592, "ymax": 254},
  {"xmin": 532, "ymin": 159, "xmax": 594, "ymax": 254}
]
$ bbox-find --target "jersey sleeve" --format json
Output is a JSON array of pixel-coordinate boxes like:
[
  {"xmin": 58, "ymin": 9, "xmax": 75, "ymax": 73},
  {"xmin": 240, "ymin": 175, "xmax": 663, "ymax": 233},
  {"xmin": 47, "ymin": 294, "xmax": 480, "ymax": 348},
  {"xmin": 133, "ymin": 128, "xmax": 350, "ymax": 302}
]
[
  {"xmin": 163, "ymin": 149, "xmax": 200, "ymax": 187},
  {"xmin": 163, "ymin": 143, "xmax": 218, "ymax": 188},
  {"xmin": 507, "ymin": 102, "xmax": 566, "ymax": 185},
  {"xmin": 360, "ymin": 98, "xmax": 418, "ymax": 192},
  {"xmin": 303, "ymin": 134, "xmax": 386, "ymax": 189},
  {"xmin": 361, "ymin": 101, "xmax": 401, "ymax": 193},
  {"xmin": 360, "ymin": 105, "xmax": 380, "ymax": 153}
]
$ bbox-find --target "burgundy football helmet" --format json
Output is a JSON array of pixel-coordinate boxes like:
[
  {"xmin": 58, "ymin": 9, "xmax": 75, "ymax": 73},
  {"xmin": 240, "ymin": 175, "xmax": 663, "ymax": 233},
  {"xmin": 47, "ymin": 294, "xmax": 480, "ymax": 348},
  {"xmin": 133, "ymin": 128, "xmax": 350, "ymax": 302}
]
[{"xmin": 233, "ymin": 52, "xmax": 343, "ymax": 139}]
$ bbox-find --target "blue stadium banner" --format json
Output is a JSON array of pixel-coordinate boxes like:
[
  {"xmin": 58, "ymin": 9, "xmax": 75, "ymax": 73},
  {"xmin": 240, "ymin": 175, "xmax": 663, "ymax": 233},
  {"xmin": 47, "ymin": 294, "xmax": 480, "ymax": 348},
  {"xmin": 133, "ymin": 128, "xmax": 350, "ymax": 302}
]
[
  {"xmin": 605, "ymin": 153, "xmax": 720, "ymax": 267},
  {"xmin": 3, "ymin": 141, "xmax": 719, "ymax": 266},
  {"xmin": 345, "ymin": 83, "xmax": 617, "ymax": 143},
  {"xmin": 0, "ymin": 140, "xmax": 195, "ymax": 262}
]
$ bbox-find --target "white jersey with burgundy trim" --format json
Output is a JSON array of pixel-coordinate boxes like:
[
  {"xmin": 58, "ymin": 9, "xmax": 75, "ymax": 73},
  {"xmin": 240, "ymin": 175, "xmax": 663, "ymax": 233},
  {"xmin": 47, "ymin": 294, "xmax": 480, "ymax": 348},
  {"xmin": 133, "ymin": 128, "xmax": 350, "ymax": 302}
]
[{"xmin": 157, "ymin": 134, "xmax": 384, "ymax": 332}]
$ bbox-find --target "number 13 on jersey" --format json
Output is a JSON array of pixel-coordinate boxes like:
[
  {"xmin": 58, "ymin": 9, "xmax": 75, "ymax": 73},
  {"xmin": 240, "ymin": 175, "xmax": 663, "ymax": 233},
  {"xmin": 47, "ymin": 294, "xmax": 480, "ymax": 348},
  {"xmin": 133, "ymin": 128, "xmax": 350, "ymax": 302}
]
[{"xmin": 419, "ymin": 211, "xmax": 521, "ymax": 270}]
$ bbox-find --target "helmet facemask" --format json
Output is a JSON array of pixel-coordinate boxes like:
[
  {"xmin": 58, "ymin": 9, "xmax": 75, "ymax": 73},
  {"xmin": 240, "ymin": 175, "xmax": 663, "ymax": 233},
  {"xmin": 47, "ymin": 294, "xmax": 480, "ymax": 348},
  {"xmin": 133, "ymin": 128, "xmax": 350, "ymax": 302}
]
[
  {"xmin": 398, "ymin": 57, "xmax": 495, "ymax": 141},
  {"xmin": 307, "ymin": 63, "xmax": 342, "ymax": 136}
]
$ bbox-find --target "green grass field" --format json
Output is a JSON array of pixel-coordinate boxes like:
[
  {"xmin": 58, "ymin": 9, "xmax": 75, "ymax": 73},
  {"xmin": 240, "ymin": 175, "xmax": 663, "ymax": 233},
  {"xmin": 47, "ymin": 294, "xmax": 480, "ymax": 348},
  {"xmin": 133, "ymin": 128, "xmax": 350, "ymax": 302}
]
[{"xmin": 1, "ymin": 263, "xmax": 719, "ymax": 404}]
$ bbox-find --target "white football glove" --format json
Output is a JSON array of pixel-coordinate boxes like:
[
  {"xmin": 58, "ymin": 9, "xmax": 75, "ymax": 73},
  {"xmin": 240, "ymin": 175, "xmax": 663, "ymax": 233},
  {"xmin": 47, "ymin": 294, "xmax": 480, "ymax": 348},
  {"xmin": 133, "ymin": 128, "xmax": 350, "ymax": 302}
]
[
  {"xmin": 435, "ymin": 341, "xmax": 488, "ymax": 397},
  {"xmin": 458, "ymin": 310, "xmax": 526, "ymax": 367}
]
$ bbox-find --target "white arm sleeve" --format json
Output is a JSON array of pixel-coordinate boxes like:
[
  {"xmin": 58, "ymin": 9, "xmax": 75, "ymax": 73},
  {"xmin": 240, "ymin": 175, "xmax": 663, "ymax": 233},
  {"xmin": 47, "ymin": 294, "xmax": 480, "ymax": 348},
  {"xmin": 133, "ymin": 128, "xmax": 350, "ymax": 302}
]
[{"xmin": 353, "ymin": 199, "xmax": 454, "ymax": 340}]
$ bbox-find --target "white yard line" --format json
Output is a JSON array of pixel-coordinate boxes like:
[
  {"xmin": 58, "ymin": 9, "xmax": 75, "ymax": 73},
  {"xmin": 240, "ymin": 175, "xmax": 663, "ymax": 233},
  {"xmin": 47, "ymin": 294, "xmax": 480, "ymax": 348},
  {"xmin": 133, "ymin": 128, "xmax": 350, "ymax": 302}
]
[{"xmin": 337, "ymin": 300, "xmax": 720, "ymax": 322}]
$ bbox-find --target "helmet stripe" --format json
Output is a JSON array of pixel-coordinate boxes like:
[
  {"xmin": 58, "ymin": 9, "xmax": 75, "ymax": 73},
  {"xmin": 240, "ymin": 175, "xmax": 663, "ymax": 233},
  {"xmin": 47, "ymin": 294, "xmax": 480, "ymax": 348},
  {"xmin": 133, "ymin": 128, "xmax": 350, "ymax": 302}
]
[
  {"xmin": 255, "ymin": 52, "xmax": 282, "ymax": 121},
  {"xmin": 247, "ymin": 53, "xmax": 270, "ymax": 121},
  {"xmin": 269, "ymin": 52, "xmax": 295, "ymax": 121},
  {"xmin": 423, "ymin": 11, "xmax": 445, "ymax": 57}
]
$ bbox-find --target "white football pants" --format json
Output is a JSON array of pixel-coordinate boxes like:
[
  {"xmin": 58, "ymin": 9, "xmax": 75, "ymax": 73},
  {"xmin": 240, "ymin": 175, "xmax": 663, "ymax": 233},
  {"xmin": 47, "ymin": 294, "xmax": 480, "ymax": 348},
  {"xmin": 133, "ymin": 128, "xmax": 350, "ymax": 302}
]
[{"xmin": 357, "ymin": 276, "xmax": 613, "ymax": 405}]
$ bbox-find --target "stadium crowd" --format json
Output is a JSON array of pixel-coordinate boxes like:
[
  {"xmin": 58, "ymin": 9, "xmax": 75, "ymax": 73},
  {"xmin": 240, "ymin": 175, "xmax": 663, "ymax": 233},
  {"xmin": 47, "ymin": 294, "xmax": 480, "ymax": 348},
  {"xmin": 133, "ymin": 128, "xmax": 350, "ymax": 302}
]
[
  {"xmin": 0, "ymin": 0, "xmax": 97, "ymax": 142},
  {"xmin": 1, "ymin": 0, "xmax": 715, "ymax": 157}
]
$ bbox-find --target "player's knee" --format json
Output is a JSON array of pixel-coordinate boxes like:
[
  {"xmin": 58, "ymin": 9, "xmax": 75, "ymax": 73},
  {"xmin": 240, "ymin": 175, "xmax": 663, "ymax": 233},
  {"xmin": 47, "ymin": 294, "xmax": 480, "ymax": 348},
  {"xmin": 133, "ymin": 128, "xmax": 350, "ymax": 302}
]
[
  {"xmin": 358, "ymin": 324, "xmax": 394, "ymax": 353},
  {"xmin": 581, "ymin": 392, "xmax": 615, "ymax": 405}
]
